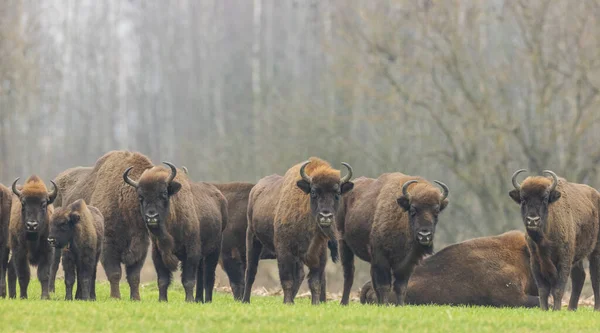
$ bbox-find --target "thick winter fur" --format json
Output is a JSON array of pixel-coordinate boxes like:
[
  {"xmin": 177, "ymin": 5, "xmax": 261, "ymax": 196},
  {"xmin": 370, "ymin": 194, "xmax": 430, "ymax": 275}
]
[
  {"xmin": 61, "ymin": 151, "xmax": 153, "ymax": 300},
  {"xmin": 338, "ymin": 174, "xmax": 449, "ymax": 305},
  {"xmin": 360, "ymin": 231, "xmax": 539, "ymax": 308},
  {"xmin": 0, "ymin": 184, "xmax": 12, "ymax": 298},
  {"xmin": 8, "ymin": 176, "xmax": 56, "ymax": 299},
  {"xmin": 509, "ymin": 174, "xmax": 600, "ymax": 311},
  {"xmin": 49, "ymin": 199, "xmax": 104, "ymax": 300},
  {"xmin": 53, "ymin": 166, "xmax": 93, "ymax": 208},
  {"xmin": 244, "ymin": 157, "xmax": 353, "ymax": 305}
]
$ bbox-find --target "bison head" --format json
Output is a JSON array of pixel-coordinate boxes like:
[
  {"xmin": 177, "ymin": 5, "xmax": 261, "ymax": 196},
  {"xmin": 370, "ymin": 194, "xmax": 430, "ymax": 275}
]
[
  {"xmin": 48, "ymin": 200, "xmax": 84, "ymax": 248},
  {"xmin": 509, "ymin": 169, "xmax": 561, "ymax": 233},
  {"xmin": 296, "ymin": 161, "xmax": 354, "ymax": 227},
  {"xmin": 396, "ymin": 179, "xmax": 449, "ymax": 247},
  {"xmin": 12, "ymin": 176, "xmax": 57, "ymax": 237},
  {"xmin": 123, "ymin": 162, "xmax": 182, "ymax": 230}
]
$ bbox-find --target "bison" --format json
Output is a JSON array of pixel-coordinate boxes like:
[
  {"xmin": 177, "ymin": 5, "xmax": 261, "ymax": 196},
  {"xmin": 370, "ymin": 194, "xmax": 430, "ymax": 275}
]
[
  {"xmin": 360, "ymin": 230, "xmax": 539, "ymax": 307},
  {"xmin": 510, "ymin": 169, "xmax": 600, "ymax": 311},
  {"xmin": 0, "ymin": 184, "xmax": 12, "ymax": 298},
  {"xmin": 8, "ymin": 176, "xmax": 58, "ymax": 299},
  {"xmin": 48, "ymin": 199, "xmax": 104, "ymax": 300},
  {"xmin": 123, "ymin": 162, "xmax": 226, "ymax": 302},
  {"xmin": 338, "ymin": 174, "xmax": 449, "ymax": 306},
  {"xmin": 53, "ymin": 166, "xmax": 93, "ymax": 208},
  {"xmin": 243, "ymin": 157, "xmax": 354, "ymax": 304}
]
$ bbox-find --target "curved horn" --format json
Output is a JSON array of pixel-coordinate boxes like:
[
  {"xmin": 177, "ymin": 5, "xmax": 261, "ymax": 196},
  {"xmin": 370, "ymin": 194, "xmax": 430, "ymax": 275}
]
[
  {"xmin": 163, "ymin": 162, "xmax": 177, "ymax": 184},
  {"xmin": 12, "ymin": 178, "xmax": 22, "ymax": 198},
  {"xmin": 123, "ymin": 167, "xmax": 139, "ymax": 188},
  {"xmin": 182, "ymin": 166, "xmax": 189, "ymax": 175},
  {"xmin": 299, "ymin": 161, "xmax": 311, "ymax": 183},
  {"xmin": 402, "ymin": 180, "xmax": 418, "ymax": 198},
  {"xmin": 434, "ymin": 180, "xmax": 449, "ymax": 201},
  {"xmin": 48, "ymin": 180, "xmax": 58, "ymax": 201},
  {"xmin": 543, "ymin": 170, "xmax": 559, "ymax": 193},
  {"xmin": 511, "ymin": 169, "xmax": 527, "ymax": 190},
  {"xmin": 340, "ymin": 162, "xmax": 353, "ymax": 184}
]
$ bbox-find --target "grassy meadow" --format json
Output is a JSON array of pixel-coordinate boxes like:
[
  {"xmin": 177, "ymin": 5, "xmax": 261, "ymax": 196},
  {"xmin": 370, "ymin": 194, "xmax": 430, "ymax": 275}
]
[{"xmin": 1, "ymin": 280, "xmax": 599, "ymax": 333}]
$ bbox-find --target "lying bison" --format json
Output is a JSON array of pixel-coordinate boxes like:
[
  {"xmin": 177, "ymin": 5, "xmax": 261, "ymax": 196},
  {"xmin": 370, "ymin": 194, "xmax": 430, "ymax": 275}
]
[
  {"xmin": 48, "ymin": 199, "xmax": 104, "ymax": 301},
  {"xmin": 243, "ymin": 158, "xmax": 353, "ymax": 304},
  {"xmin": 338, "ymin": 174, "xmax": 449, "ymax": 305},
  {"xmin": 123, "ymin": 162, "xmax": 226, "ymax": 302},
  {"xmin": 360, "ymin": 230, "xmax": 539, "ymax": 307},
  {"xmin": 510, "ymin": 169, "xmax": 600, "ymax": 311},
  {"xmin": 8, "ymin": 176, "xmax": 58, "ymax": 299},
  {"xmin": 0, "ymin": 184, "xmax": 12, "ymax": 298}
]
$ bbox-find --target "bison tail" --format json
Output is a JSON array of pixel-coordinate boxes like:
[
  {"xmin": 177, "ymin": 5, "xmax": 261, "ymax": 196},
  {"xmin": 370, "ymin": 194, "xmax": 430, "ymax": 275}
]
[{"xmin": 328, "ymin": 239, "xmax": 339, "ymax": 263}]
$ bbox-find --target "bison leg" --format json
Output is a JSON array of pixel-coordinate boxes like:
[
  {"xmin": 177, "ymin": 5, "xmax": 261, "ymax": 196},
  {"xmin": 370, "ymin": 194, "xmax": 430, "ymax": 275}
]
[
  {"xmin": 79, "ymin": 263, "xmax": 95, "ymax": 301},
  {"xmin": 49, "ymin": 248, "xmax": 61, "ymax": 294},
  {"xmin": 37, "ymin": 251, "xmax": 52, "ymax": 300},
  {"xmin": 0, "ymin": 247, "xmax": 8, "ymax": 298},
  {"xmin": 203, "ymin": 250, "xmax": 220, "ymax": 303},
  {"xmin": 195, "ymin": 258, "xmax": 204, "ymax": 303},
  {"xmin": 7, "ymin": 257, "xmax": 16, "ymax": 299},
  {"xmin": 370, "ymin": 255, "xmax": 392, "ymax": 306},
  {"xmin": 101, "ymin": 248, "xmax": 122, "ymax": 299},
  {"xmin": 91, "ymin": 263, "xmax": 98, "ymax": 301},
  {"xmin": 126, "ymin": 260, "xmax": 144, "ymax": 301},
  {"xmin": 340, "ymin": 240, "xmax": 355, "ymax": 305},
  {"xmin": 242, "ymin": 231, "xmax": 263, "ymax": 303},
  {"xmin": 278, "ymin": 254, "xmax": 300, "ymax": 305},
  {"xmin": 291, "ymin": 260, "xmax": 305, "ymax": 299},
  {"xmin": 13, "ymin": 251, "xmax": 30, "ymax": 299},
  {"xmin": 319, "ymin": 249, "xmax": 327, "ymax": 303},
  {"xmin": 307, "ymin": 265, "xmax": 323, "ymax": 305},
  {"xmin": 152, "ymin": 245, "xmax": 172, "ymax": 302},
  {"xmin": 180, "ymin": 256, "xmax": 198, "ymax": 303},
  {"xmin": 221, "ymin": 248, "xmax": 245, "ymax": 301},
  {"xmin": 568, "ymin": 261, "xmax": 585, "ymax": 311},
  {"xmin": 63, "ymin": 252, "xmax": 76, "ymax": 300},
  {"xmin": 589, "ymin": 252, "xmax": 600, "ymax": 311},
  {"xmin": 551, "ymin": 256, "xmax": 572, "ymax": 311},
  {"xmin": 530, "ymin": 253, "xmax": 550, "ymax": 310}
]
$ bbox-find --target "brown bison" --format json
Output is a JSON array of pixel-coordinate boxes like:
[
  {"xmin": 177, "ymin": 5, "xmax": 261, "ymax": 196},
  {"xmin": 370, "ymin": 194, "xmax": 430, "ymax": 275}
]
[
  {"xmin": 510, "ymin": 169, "xmax": 600, "ymax": 311},
  {"xmin": 360, "ymin": 230, "xmax": 539, "ymax": 307},
  {"xmin": 8, "ymin": 176, "xmax": 58, "ymax": 299},
  {"xmin": 0, "ymin": 184, "xmax": 12, "ymax": 298},
  {"xmin": 338, "ymin": 174, "xmax": 449, "ymax": 305},
  {"xmin": 243, "ymin": 157, "xmax": 354, "ymax": 304},
  {"xmin": 61, "ymin": 151, "xmax": 154, "ymax": 300},
  {"xmin": 53, "ymin": 166, "xmax": 93, "ymax": 208},
  {"xmin": 123, "ymin": 162, "xmax": 226, "ymax": 302},
  {"xmin": 48, "ymin": 199, "xmax": 104, "ymax": 300}
]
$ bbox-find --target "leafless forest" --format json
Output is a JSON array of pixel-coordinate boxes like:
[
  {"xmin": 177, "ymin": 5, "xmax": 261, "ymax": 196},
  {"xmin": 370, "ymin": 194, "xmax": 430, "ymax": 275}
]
[{"xmin": 2, "ymin": 0, "xmax": 600, "ymax": 292}]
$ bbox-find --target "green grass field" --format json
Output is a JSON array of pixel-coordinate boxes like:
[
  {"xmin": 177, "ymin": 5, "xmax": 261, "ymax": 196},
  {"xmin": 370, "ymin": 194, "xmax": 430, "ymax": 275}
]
[{"xmin": 1, "ymin": 280, "xmax": 599, "ymax": 333}]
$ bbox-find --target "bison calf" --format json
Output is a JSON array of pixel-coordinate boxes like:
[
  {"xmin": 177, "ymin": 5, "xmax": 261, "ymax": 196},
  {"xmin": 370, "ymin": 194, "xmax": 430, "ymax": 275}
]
[
  {"xmin": 510, "ymin": 169, "xmax": 600, "ymax": 311},
  {"xmin": 48, "ymin": 199, "xmax": 104, "ymax": 300}
]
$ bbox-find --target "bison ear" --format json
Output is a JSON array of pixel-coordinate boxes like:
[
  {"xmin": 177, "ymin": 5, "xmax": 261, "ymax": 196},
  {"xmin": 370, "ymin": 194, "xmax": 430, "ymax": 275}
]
[
  {"xmin": 440, "ymin": 198, "xmax": 449, "ymax": 212},
  {"xmin": 509, "ymin": 189, "xmax": 521, "ymax": 204},
  {"xmin": 396, "ymin": 196, "xmax": 410, "ymax": 211},
  {"xmin": 341, "ymin": 181, "xmax": 354, "ymax": 195},
  {"xmin": 69, "ymin": 212, "xmax": 81, "ymax": 225},
  {"xmin": 548, "ymin": 190, "xmax": 561, "ymax": 204},
  {"xmin": 168, "ymin": 181, "xmax": 182, "ymax": 196},
  {"xmin": 296, "ymin": 180, "xmax": 311, "ymax": 194}
]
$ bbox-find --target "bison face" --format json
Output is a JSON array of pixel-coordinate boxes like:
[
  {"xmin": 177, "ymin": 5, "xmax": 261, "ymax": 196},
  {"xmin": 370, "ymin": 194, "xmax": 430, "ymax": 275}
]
[
  {"xmin": 48, "ymin": 209, "xmax": 79, "ymax": 248},
  {"xmin": 509, "ymin": 169, "xmax": 561, "ymax": 233},
  {"xmin": 296, "ymin": 161, "xmax": 354, "ymax": 227},
  {"xmin": 396, "ymin": 180, "xmax": 449, "ymax": 247},
  {"xmin": 12, "ymin": 177, "xmax": 57, "ymax": 238},
  {"xmin": 123, "ymin": 162, "xmax": 181, "ymax": 230}
]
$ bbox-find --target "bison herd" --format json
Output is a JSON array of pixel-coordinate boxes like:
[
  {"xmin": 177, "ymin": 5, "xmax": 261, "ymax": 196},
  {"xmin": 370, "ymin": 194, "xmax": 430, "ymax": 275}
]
[{"xmin": 0, "ymin": 150, "xmax": 599, "ymax": 312}]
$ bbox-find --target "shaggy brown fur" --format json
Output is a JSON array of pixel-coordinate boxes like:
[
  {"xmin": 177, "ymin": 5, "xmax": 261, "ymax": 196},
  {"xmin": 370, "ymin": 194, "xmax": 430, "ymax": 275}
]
[
  {"xmin": 8, "ymin": 175, "xmax": 56, "ymax": 299},
  {"xmin": 49, "ymin": 199, "xmax": 104, "ymax": 300},
  {"xmin": 338, "ymin": 173, "xmax": 449, "ymax": 305},
  {"xmin": 244, "ymin": 157, "xmax": 354, "ymax": 305},
  {"xmin": 53, "ymin": 166, "xmax": 93, "ymax": 208},
  {"xmin": 61, "ymin": 151, "xmax": 153, "ymax": 300},
  {"xmin": 360, "ymin": 231, "xmax": 539, "ymax": 307},
  {"xmin": 509, "ymin": 171, "xmax": 600, "ymax": 311},
  {"xmin": 0, "ymin": 184, "xmax": 12, "ymax": 298}
]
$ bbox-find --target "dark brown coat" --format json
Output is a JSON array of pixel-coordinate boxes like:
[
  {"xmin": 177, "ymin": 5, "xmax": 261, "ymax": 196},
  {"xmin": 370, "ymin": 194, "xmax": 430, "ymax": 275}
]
[
  {"xmin": 0, "ymin": 184, "xmax": 12, "ymax": 298},
  {"xmin": 509, "ymin": 170, "xmax": 600, "ymax": 311},
  {"xmin": 53, "ymin": 166, "xmax": 93, "ymax": 208},
  {"xmin": 338, "ymin": 173, "xmax": 449, "ymax": 305},
  {"xmin": 49, "ymin": 199, "xmax": 104, "ymax": 300},
  {"xmin": 360, "ymin": 231, "xmax": 539, "ymax": 307},
  {"xmin": 8, "ymin": 175, "xmax": 57, "ymax": 299},
  {"xmin": 62, "ymin": 150, "xmax": 153, "ymax": 300},
  {"xmin": 244, "ymin": 157, "xmax": 354, "ymax": 304}
]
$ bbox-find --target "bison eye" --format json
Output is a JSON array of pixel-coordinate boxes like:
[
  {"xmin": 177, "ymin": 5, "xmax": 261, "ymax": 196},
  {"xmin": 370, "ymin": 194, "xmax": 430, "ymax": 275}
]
[
  {"xmin": 138, "ymin": 195, "xmax": 144, "ymax": 202},
  {"xmin": 410, "ymin": 207, "xmax": 417, "ymax": 217},
  {"xmin": 334, "ymin": 193, "xmax": 340, "ymax": 201},
  {"xmin": 310, "ymin": 190, "xmax": 317, "ymax": 199}
]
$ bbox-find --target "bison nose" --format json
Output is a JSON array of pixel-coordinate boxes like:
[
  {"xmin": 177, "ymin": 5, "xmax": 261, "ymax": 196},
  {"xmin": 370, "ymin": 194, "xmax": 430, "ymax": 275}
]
[
  {"xmin": 318, "ymin": 212, "xmax": 334, "ymax": 226},
  {"xmin": 26, "ymin": 221, "xmax": 39, "ymax": 231},
  {"xmin": 526, "ymin": 216, "xmax": 541, "ymax": 227},
  {"xmin": 145, "ymin": 212, "xmax": 159, "ymax": 225},
  {"xmin": 417, "ymin": 230, "xmax": 433, "ymax": 245},
  {"xmin": 47, "ymin": 237, "xmax": 56, "ymax": 246}
]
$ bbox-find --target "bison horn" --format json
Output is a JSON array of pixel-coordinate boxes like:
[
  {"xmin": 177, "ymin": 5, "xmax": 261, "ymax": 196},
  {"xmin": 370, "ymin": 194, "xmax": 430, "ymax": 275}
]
[
  {"xmin": 299, "ymin": 161, "xmax": 312, "ymax": 183},
  {"xmin": 340, "ymin": 162, "xmax": 353, "ymax": 184},
  {"xmin": 12, "ymin": 178, "xmax": 22, "ymax": 198},
  {"xmin": 511, "ymin": 169, "xmax": 527, "ymax": 190},
  {"xmin": 182, "ymin": 166, "xmax": 189, "ymax": 175},
  {"xmin": 163, "ymin": 162, "xmax": 177, "ymax": 184},
  {"xmin": 434, "ymin": 180, "xmax": 449, "ymax": 201},
  {"xmin": 401, "ymin": 180, "xmax": 418, "ymax": 198},
  {"xmin": 543, "ymin": 170, "xmax": 559, "ymax": 193},
  {"xmin": 48, "ymin": 180, "xmax": 58, "ymax": 202},
  {"xmin": 123, "ymin": 167, "xmax": 139, "ymax": 188}
]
